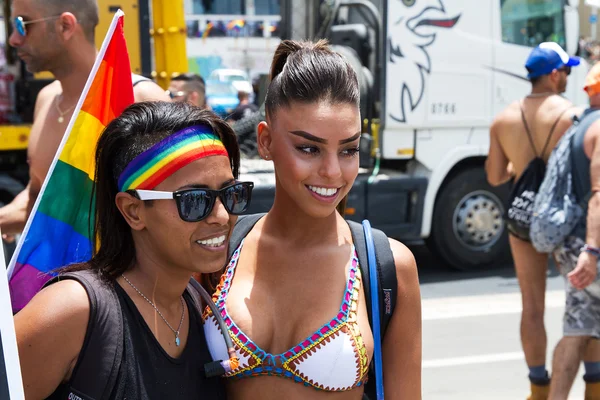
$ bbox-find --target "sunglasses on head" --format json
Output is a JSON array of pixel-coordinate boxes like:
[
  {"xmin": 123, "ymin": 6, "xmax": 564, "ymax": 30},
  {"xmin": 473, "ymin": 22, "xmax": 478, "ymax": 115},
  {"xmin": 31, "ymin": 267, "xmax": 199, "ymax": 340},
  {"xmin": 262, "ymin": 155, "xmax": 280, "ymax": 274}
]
[
  {"xmin": 165, "ymin": 90, "xmax": 186, "ymax": 99},
  {"xmin": 133, "ymin": 182, "xmax": 254, "ymax": 222},
  {"xmin": 558, "ymin": 66, "xmax": 571, "ymax": 76},
  {"xmin": 13, "ymin": 15, "xmax": 61, "ymax": 37}
]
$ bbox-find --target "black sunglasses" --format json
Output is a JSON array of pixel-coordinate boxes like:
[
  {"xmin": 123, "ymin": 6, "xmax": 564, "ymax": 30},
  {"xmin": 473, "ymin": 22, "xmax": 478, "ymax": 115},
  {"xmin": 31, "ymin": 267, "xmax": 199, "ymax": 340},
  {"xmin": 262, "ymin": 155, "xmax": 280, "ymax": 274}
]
[
  {"xmin": 133, "ymin": 182, "xmax": 254, "ymax": 222},
  {"xmin": 558, "ymin": 66, "xmax": 571, "ymax": 76}
]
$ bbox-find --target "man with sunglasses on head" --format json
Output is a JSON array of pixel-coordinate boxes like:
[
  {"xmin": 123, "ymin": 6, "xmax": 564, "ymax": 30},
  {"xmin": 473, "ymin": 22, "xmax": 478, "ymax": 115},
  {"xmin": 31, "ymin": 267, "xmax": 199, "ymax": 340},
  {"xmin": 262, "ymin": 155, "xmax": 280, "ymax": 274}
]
[
  {"xmin": 167, "ymin": 73, "xmax": 208, "ymax": 109},
  {"xmin": 486, "ymin": 42, "xmax": 590, "ymax": 400},
  {"xmin": 0, "ymin": 0, "xmax": 170, "ymax": 239}
]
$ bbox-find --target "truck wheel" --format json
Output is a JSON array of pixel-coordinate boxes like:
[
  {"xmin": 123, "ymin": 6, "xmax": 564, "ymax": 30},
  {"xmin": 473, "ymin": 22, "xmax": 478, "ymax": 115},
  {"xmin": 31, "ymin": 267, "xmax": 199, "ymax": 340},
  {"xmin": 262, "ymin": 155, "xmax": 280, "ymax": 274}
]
[{"xmin": 429, "ymin": 167, "xmax": 511, "ymax": 270}]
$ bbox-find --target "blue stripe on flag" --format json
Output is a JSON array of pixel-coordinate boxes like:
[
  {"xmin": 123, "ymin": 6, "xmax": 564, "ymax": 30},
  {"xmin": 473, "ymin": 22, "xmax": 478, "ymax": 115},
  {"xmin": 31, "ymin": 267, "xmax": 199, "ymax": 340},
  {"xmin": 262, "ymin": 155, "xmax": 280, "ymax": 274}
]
[{"xmin": 16, "ymin": 212, "xmax": 92, "ymax": 273}]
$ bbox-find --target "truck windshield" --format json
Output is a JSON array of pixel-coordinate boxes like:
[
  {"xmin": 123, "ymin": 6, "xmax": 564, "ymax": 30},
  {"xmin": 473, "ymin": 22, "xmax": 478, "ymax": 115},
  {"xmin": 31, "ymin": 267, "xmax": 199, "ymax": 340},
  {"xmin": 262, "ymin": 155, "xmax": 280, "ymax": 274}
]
[{"xmin": 500, "ymin": 0, "xmax": 566, "ymax": 48}]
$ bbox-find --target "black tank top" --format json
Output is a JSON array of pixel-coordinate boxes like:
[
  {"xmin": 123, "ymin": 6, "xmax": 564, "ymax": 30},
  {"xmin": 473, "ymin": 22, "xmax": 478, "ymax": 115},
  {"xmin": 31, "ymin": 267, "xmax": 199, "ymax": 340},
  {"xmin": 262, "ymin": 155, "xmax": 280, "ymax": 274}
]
[{"xmin": 48, "ymin": 284, "xmax": 225, "ymax": 399}]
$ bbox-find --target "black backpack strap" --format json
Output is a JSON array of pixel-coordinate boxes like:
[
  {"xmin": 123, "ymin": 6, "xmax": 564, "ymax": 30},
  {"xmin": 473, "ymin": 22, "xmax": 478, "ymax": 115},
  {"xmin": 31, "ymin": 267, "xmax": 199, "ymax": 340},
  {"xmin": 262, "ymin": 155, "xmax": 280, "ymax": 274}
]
[
  {"xmin": 228, "ymin": 213, "xmax": 266, "ymax": 259},
  {"xmin": 44, "ymin": 270, "xmax": 123, "ymax": 400},
  {"xmin": 541, "ymin": 107, "xmax": 571, "ymax": 158},
  {"xmin": 347, "ymin": 220, "xmax": 397, "ymax": 337}
]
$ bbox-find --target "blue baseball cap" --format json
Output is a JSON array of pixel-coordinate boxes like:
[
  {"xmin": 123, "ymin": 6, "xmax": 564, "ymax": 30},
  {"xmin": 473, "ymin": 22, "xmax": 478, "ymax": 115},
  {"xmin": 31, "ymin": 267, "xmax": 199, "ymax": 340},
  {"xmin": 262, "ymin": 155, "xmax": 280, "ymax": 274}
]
[{"xmin": 525, "ymin": 42, "xmax": 580, "ymax": 79}]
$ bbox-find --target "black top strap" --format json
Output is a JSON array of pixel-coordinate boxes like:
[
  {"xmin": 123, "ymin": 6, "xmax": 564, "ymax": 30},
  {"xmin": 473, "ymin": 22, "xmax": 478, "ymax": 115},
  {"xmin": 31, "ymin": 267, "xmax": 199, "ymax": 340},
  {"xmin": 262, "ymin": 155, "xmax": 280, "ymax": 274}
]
[
  {"xmin": 571, "ymin": 109, "xmax": 600, "ymax": 203},
  {"xmin": 44, "ymin": 270, "xmax": 123, "ymax": 400},
  {"xmin": 229, "ymin": 213, "xmax": 265, "ymax": 259}
]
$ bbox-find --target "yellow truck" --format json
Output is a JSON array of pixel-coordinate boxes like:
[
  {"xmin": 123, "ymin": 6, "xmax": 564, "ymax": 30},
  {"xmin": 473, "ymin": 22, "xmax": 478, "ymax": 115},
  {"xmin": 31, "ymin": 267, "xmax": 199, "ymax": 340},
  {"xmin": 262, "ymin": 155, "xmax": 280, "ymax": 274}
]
[{"xmin": 0, "ymin": 0, "xmax": 188, "ymax": 205}]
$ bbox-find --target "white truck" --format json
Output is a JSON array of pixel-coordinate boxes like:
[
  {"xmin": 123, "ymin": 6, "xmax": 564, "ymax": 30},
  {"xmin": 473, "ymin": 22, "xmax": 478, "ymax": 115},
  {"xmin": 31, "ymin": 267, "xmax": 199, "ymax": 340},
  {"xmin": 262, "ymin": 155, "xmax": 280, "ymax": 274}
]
[{"xmin": 241, "ymin": 0, "xmax": 588, "ymax": 270}]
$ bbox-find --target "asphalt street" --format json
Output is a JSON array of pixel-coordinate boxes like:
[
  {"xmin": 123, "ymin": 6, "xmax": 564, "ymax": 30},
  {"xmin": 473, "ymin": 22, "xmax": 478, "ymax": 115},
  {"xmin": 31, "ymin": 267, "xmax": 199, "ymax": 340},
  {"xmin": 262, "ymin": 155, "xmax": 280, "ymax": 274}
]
[{"xmin": 414, "ymin": 244, "xmax": 586, "ymax": 400}]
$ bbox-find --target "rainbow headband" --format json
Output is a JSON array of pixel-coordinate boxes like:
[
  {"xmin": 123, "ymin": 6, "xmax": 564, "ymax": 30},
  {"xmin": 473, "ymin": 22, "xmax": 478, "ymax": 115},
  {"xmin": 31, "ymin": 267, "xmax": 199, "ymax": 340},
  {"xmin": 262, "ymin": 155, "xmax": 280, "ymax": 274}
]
[{"xmin": 118, "ymin": 125, "xmax": 228, "ymax": 192}]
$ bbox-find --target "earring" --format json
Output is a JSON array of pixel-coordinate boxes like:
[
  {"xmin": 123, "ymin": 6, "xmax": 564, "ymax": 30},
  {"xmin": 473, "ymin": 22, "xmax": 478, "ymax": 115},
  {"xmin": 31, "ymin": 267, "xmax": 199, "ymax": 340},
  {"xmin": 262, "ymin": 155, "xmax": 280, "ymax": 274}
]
[{"xmin": 263, "ymin": 154, "xmax": 270, "ymax": 160}]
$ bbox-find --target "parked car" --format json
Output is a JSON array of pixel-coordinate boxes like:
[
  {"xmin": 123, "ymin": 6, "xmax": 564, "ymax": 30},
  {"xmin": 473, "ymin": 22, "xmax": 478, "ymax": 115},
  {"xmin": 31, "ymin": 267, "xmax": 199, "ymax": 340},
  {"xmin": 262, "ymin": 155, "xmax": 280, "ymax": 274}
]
[
  {"xmin": 208, "ymin": 68, "xmax": 254, "ymax": 97},
  {"xmin": 205, "ymin": 80, "xmax": 239, "ymax": 118}
]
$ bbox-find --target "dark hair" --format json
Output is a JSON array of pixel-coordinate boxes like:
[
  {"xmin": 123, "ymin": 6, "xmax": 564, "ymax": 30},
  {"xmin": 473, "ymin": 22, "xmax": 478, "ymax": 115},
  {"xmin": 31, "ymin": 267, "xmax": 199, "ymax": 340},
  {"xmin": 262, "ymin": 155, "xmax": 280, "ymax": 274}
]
[
  {"xmin": 39, "ymin": 0, "xmax": 99, "ymax": 43},
  {"xmin": 264, "ymin": 39, "xmax": 360, "ymax": 119},
  {"xmin": 171, "ymin": 73, "xmax": 206, "ymax": 86},
  {"xmin": 264, "ymin": 39, "xmax": 359, "ymax": 215},
  {"xmin": 530, "ymin": 75, "xmax": 542, "ymax": 86},
  {"xmin": 69, "ymin": 102, "xmax": 240, "ymax": 280}
]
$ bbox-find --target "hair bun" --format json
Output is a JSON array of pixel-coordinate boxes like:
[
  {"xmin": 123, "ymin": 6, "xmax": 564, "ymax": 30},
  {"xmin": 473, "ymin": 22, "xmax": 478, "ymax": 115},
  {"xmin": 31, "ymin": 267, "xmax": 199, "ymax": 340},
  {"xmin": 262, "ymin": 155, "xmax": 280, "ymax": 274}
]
[{"xmin": 269, "ymin": 40, "xmax": 303, "ymax": 81}]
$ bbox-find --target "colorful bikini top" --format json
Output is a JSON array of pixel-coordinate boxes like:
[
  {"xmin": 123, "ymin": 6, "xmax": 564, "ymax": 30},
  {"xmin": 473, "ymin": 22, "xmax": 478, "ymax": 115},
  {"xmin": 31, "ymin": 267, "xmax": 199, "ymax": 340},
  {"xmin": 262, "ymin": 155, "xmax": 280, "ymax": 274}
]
[{"xmin": 203, "ymin": 240, "xmax": 370, "ymax": 391}]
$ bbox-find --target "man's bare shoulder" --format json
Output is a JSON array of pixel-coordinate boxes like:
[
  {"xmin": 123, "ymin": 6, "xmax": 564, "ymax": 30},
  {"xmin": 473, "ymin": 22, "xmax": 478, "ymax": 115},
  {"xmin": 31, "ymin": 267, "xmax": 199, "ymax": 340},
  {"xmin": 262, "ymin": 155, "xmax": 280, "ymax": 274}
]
[
  {"xmin": 36, "ymin": 81, "xmax": 61, "ymax": 105},
  {"xmin": 133, "ymin": 80, "xmax": 171, "ymax": 102},
  {"xmin": 33, "ymin": 81, "xmax": 61, "ymax": 116},
  {"xmin": 492, "ymin": 101, "xmax": 521, "ymax": 130}
]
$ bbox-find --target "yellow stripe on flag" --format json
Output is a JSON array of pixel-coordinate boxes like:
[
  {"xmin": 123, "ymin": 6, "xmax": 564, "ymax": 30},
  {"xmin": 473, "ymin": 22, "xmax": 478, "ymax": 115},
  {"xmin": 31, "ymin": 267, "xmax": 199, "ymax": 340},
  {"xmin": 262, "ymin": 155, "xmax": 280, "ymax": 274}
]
[{"xmin": 58, "ymin": 110, "xmax": 105, "ymax": 180}]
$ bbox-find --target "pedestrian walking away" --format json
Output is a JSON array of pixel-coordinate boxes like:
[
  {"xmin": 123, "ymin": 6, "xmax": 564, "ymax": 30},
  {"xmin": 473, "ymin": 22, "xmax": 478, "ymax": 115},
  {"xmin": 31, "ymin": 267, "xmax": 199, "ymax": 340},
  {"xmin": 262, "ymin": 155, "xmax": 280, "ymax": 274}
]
[
  {"xmin": 485, "ymin": 41, "xmax": 594, "ymax": 400},
  {"xmin": 544, "ymin": 61, "xmax": 600, "ymax": 400}
]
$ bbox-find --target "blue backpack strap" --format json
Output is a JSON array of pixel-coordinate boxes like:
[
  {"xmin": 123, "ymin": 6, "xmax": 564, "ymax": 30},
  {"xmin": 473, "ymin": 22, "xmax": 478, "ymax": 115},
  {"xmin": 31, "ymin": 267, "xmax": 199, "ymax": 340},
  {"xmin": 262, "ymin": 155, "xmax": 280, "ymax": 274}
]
[
  {"xmin": 44, "ymin": 270, "xmax": 123, "ymax": 400},
  {"xmin": 347, "ymin": 220, "xmax": 397, "ymax": 338},
  {"xmin": 348, "ymin": 220, "xmax": 396, "ymax": 400}
]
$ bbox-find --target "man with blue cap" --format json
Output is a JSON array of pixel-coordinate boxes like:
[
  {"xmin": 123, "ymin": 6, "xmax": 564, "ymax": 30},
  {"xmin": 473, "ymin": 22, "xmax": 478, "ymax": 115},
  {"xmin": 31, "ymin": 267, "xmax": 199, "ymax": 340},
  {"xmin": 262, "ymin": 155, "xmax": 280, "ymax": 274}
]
[
  {"xmin": 486, "ymin": 42, "xmax": 586, "ymax": 400},
  {"xmin": 525, "ymin": 42, "xmax": 581, "ymax": 93}
]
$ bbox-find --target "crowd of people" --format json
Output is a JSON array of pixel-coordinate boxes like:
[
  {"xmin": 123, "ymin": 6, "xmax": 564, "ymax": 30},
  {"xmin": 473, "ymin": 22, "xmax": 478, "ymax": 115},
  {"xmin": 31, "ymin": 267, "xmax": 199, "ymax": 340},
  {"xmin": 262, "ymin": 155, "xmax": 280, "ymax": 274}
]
[
  {"xmin": 579, "ymin": 36, "xmax": 600, "ymax": 64},
  {"xmin": 8, "ymin": 0, "xmax": 600, "ymax": 399},
  {"xmin": 4, "ymin": 0, "xmax": 421, "ymax": 399},
  {"xmin": 487, "ymin": 42, "xmax": 600, "ymax": 399}
]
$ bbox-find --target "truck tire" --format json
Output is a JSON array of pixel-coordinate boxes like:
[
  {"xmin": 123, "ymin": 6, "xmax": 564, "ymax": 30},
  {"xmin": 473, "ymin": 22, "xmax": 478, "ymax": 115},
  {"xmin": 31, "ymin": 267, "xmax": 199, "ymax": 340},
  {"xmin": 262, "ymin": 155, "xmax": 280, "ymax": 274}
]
[{"xmin": 429, "ymin": 167, "xmax": 511, "ymax": 270}]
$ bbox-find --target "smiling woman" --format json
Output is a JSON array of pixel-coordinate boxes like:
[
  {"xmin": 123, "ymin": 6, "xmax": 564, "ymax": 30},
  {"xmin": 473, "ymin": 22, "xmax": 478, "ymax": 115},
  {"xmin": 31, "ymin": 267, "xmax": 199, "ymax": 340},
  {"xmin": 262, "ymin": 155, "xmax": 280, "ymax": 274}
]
[
  {"xmin": 202, "ymin": 39, "xmax": 422, "ymax": 400},
  {"xmin": 13, "ymin": 101, "xmax": 243, "ymax": 400}
]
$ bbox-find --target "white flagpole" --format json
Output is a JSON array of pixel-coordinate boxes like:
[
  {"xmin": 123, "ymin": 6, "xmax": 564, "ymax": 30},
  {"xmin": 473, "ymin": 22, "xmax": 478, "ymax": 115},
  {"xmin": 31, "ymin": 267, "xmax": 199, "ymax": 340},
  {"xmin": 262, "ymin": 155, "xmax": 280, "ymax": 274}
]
[
  {"xmin": 7, "ymin": 10, "xmax": 126, "ymax": 278},
  {"xmin": 0, "ymin": 227, "xmax": 25, "ymax": 399}
]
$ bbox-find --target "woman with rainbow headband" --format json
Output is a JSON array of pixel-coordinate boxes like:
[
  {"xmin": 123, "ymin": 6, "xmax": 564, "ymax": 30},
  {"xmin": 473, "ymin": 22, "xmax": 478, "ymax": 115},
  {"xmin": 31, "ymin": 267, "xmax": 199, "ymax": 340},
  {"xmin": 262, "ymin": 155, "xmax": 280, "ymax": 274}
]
[
  {"xmin": 14, "ymin": 101, "xmax": 251, "ymax": 399},
  {"xmin": 202, "ymin": 40, "xmax": 422, "ymax": 399}
]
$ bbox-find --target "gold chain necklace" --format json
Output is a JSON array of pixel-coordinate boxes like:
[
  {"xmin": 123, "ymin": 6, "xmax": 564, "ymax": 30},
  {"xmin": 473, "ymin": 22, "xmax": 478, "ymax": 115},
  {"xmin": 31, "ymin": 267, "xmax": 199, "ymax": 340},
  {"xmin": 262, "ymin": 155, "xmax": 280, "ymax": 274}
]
[
  {"xmin": 54, "ymin": 94, "xmax": 75, "ymax": 123},
  {"xmin": 122, "ymin": 274, "xmax": 186, "ymax": 346}
]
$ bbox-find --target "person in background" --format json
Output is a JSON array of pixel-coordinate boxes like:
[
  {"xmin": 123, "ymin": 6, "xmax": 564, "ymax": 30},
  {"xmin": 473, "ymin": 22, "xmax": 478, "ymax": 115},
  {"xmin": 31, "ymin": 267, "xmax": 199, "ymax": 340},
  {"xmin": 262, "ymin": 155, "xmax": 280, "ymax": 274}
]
[
  {"xmin": 0, "ymin": 0, "xmax": 170, "ymax": 237},
  {"xmin": 548, "ymin": 62, "xmax": 600, "ymax": 400},
  {"xmin": 485, "ymin": 42, "xmax": 598, "ymax": 400},
  {"xmin": 227, "ymin": 90, "xmax": 258, "ymax": 123},
  {"xmin": 168, "ymin": 73, "xmax": 208, "ymax": 109}
]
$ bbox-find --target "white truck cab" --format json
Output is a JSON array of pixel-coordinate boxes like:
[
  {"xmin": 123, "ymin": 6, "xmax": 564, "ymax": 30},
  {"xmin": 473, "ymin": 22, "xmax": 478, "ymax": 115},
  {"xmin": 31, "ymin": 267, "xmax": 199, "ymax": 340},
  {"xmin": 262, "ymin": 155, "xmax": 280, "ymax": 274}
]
[{"xmin": 242, "ymin": 0, "xmax": 587, "ymax": 270}]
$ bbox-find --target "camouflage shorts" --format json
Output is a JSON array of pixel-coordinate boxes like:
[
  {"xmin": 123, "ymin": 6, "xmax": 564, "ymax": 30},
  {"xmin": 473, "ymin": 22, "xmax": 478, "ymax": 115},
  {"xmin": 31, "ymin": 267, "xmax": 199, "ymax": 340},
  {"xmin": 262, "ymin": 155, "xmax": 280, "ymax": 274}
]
[{"xmin": 554, "ymin": 236, "xmax": 600, "ymax": 338}]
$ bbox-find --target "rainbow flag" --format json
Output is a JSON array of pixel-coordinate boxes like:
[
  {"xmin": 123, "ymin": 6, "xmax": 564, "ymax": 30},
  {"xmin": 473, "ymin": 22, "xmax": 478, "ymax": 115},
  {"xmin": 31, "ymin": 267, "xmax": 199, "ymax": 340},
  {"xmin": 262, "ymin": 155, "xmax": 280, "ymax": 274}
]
[
  {"xmin": 226, "ymin": 19, "xmax": 245, "ymax": 31},
  {"xmin": 202, "ymin": 22, "xmax": 214, "ymax": 39},
  {"xmin": 7, "ymin": 10, "xmax": 134, "ymax": 313}
]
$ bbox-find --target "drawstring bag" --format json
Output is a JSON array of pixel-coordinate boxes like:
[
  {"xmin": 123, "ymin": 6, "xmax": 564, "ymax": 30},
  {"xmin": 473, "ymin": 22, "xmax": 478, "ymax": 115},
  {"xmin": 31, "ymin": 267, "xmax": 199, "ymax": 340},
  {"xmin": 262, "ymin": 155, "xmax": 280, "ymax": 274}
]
[{"xmin": 505, "ymin": 102, "xmax": 569, "ymax": 241}]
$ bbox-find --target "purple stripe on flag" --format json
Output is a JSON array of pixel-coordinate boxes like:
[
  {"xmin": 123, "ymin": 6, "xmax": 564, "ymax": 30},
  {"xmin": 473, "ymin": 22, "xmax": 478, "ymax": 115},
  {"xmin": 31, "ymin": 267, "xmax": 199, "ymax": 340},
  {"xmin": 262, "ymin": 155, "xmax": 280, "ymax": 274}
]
[{"xmin": 9, "ymin": 263, "xmax": 54, "ymax": 313}]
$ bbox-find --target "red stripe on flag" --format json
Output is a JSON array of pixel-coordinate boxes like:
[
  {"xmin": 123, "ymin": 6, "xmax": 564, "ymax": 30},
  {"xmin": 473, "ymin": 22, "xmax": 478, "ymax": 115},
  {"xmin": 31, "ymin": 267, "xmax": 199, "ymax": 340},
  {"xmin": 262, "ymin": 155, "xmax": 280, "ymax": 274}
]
[{"xmin": 81, "ymin": 16, "xmax": 133, "ymax": 126}]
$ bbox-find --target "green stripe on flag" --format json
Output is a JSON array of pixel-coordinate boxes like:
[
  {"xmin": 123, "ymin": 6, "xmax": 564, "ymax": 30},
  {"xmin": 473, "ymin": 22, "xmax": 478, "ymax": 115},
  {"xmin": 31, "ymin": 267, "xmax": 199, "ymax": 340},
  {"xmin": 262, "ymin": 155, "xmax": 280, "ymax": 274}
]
[{"xmin": 37, "ymin": 160, "xmax": 95, "ymax": 240}]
